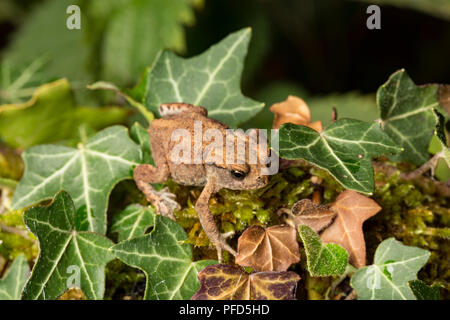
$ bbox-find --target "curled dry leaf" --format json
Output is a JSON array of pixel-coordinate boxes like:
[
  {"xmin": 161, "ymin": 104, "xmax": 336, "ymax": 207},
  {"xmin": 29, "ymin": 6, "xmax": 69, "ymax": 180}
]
[
  {"xmin": 270, "ymin": 95, "xmax": 322, "ymax": 131},
  {"xmin": 58, "ymin": 287, "xmax": 87, "ymax": 300},
  {"xmin": 438, "ymin": 84, "xmax": 450, "ymax": 115},
  {"xmin": 321, "ymin": 190, "xmax": 381, "ymax": 269},
  {"xmin": 235, "ymin": 225, "xmax": 300, "ymax": 272},
  {"xmin": 290, "ymin": 199, "xmax": 336, "ymax": 233},
  {"xmin": 191, "ymin": 264, "xmax": 300, "ymax": 300}
]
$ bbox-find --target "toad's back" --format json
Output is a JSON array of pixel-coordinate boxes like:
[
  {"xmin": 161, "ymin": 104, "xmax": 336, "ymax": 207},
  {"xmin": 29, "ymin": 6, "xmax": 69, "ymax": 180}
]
[{"xmin": 148, "ymin": 103, "xmax": 229, "ymax": 186}]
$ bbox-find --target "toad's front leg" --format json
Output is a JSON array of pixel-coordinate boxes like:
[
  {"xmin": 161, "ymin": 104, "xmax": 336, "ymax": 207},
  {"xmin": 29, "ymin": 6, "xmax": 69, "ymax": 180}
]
[
  {"xmin": 134, "ymin": 164, "xmax": 180, "ymax": 219},
  {"xmin": 195, "ymin": 179, "xmax": 237, "ymax": 262}
]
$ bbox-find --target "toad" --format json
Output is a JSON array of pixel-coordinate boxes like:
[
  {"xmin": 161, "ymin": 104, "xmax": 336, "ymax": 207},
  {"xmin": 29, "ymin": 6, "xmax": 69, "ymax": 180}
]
[{"xmin": 133, "ymin": 103, "xmax": 271, "ymax": 261}]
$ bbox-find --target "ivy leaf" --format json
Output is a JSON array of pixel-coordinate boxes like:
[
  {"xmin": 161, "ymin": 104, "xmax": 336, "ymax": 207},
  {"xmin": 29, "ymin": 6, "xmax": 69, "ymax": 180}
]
[
  {"xmin": 235, "ymin": 225, "xmax": 300, "ymax": 272},
  {"xmin": 321, "ymin": 190, "xmax": 381, "ymax": 268},
  {"xmin": 408, "ymin": 280, "xmax": 440, "ymax": 300},
  {"xmin": 141, "ymin": 28, "xmax": 264, "ymax": 127},
  {"xmin": 298, "ymin": 225, "xmax": 348, "ymax": 277},
  {"xmin": 350, "ymin": 238, "xmax": 430, "ymax": 300},
  {"xmin": 277, "ymin": 119, "xmax": 401, "ymax": 194},
  {"xmin": 111, "ymin": 215, "xmax": 216, "ymax": 300},
  {"xmin": 290, "ymin": 199, "xmax": 336, "ymax": 233},
  {"xmin": 109, "ymin": 204, "xmax": 155, "ymax": 241},
  {"xmin": 378, "ymin": 69, "xmax": 440, "ymax": 165},
  {"xmin": 130, "ymin": 122, "xmax": 153, "ymax": 165},
  {"xmin": 191, "ymin": 264, "xmax": 300, "ymax": 300},
  {"xmin": 12, "ymin": 126, "xmax": 142, "ymax": 234},
  {"xmin": 433, "ymin": 111, "xmax": 450, "ymax": 181},
  {"xmin": 0, "ymin": 79, "xmax": 129, "ymax": 148},
  {"xmin": 0, "ymin": 254, "xmax": 30, "ymax": 300},
  {"xmin": 22, "ymin": 191, "xmax": 115, "ymax": 300}
]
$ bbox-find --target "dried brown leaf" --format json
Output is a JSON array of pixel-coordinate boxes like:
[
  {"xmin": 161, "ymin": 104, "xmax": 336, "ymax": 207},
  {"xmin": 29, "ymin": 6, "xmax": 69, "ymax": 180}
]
[
  {"xmin": 291, "ymin": 199, "xmax": 336, "ymax": 233},
  {"xmin": 58, "ymin": 287, "xmax": 86, "ymax": 300},
  {"xmin": 191, "ymin": 264, "xmax": 300, "ymax": 300},
  {"xmin": 321, "ymin": 190, "xmax": 381, "ymax": 268},
  {"xmin": 235, "ymin": 225, "xmax": 300, "ymax": 272},
  {"xmin": 270, "ymin": 95, "xmax": 322, "ymax": 131},
  {"xmin": 438, "ymin": 84, "xmax": 450, "ymax": 115}
]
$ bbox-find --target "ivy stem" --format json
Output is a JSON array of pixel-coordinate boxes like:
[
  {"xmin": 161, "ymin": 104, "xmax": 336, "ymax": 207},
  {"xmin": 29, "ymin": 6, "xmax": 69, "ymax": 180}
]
[
  {"xmin": 0, "ymin": 177, "xmax": 17, "ymax": 189},
  {"xmin": 0, "ymin": 224, "xmax": 33, "ymax": 241},
  {"xmin": 401, "ymin": 151, "xmax": 443, "ymax": 180},
  {"xmin": 372, "ymin": 160, "xmax": 450, "ymax": 197},
  {"xmin": 87, "ymin": 81, "xmax": 154, "ymax": 124}
]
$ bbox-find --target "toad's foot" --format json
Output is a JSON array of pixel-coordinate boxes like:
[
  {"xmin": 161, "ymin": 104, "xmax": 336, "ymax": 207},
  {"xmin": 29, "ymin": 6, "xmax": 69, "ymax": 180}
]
[
  {"xmin": 213, "ymin": 235, "xmax": 237, "ymax": 263},
  {"xmin": 152, "ymin": 187, "xmax": 180, "ymax": 220}
]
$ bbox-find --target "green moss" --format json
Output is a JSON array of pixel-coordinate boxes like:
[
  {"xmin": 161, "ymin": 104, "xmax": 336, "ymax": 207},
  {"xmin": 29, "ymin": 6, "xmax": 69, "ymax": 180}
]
[
  {"xmin": 169, "ymin": 164, "xmax": 320, "ymax": 250},
  {"xmin": 366, "ymin": 168, "xmax": 450, "ymax": 299},
  {"xmin": 0, "ymin": 209, "xmax": 38, "ymax": 261},
  {"xmin": 166, "ymin": 161, "xmax": 448, "ymax": 299}
]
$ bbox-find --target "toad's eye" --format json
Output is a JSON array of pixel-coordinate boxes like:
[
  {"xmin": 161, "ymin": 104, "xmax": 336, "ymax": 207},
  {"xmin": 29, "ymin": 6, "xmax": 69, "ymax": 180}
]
[{"xmin": 230, "ymin": 170, "xmax": 246, "ymax": 180}]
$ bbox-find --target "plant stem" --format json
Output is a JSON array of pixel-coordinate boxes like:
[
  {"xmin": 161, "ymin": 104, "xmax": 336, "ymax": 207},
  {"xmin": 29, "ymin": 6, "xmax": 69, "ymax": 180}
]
[
  {"xmin": 0, "ymin": 177, "xmax": 17, "ymax": 189},
  {"xmin": 345, "ymin": 289, "xmax": 357, "ymax": 300},
  {"xmin": 372, "ymin": 161, "xmax": 450, "ymax": 197},
  {"xmin": 401, "ymin": 152, "xmax": 443, "ymax": 180},
  {"xmin": 0, "ymin": 224, "xmax": 32, "ymax": 240}
]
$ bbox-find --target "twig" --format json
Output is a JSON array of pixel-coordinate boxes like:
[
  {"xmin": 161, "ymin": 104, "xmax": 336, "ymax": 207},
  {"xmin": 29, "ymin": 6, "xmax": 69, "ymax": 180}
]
[
  {"xmin": 331, "ymin": 106, "xmax": 338, "ymax": 122},
  {"xmin": 401, "ymin": 152, "xmax": 443, "ymax": 180},
  {"xmin": 0, "ymin": 223, "xmax": 32, "ymax": 241},
  {"xmin": 345, "ymin": 289, "xmax": 357, "ymax": 300},
  {"xmin": 0, "ymin": 177, "xmax": 18, "ymax": 189},
  {"xmin": 372, "ymin": 161, "xmax": 450, "ymax": 198}
]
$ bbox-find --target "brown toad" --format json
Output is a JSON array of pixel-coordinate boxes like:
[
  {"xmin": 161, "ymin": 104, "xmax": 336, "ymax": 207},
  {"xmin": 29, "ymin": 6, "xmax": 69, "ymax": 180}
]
[{"xmin": 133, "ymin": 103, "xmax": 271, "ymax": 261}]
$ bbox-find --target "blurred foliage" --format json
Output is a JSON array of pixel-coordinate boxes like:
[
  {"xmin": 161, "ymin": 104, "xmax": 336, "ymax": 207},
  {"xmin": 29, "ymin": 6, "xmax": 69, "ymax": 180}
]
[
  {"xmin": 1, "ymin": 0, "xmax": 202, "ymax": 102},
  {"xmin": 0, "ymin": 78, "xmax": 129, "ymax": 148}
]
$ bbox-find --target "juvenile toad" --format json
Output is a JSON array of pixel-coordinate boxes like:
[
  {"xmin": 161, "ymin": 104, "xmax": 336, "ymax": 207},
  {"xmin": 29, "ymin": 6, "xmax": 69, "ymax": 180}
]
[{"xmin": 134, "ymin": 103, "xmax": 270, "ymax": 261}]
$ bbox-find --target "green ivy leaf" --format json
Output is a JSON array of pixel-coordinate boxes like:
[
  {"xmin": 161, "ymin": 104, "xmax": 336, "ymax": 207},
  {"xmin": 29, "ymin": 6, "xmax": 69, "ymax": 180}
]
[
  {"xmin": 12, "ymin": 126, "xmax": 142, "ymax": 234},
  {"xmin": 378, "ymin": 69, "xmax": 440, "ymax": 165},
  {"xmin": 298, "ymin": 225, "xmax": 348, "ymax": 277},
  {"xmin": 0, "ymin": 254, "xmax": 30, "ymax": 300},
  {"xmin": 112, "ymin": 215, "xmax": 217, "ymax": 300},
  {"xmin": 22, "ymin": 191, "xmax": 114, "ymax": 300},
  {"xmin": 0, "ymin": 79, "xmax": 129, "ymax": 148},
  {"xmin": 277, "ymin": 119, "xmax": 401, "ymax": 194},
  {"xmin": 110, "ymin": 204, "xmax": 155, "ymax": 241},
  {"xmin": 102, "ymin": 0, "xmax": 197, "ymax": 84},
  {"xmin": 130, "ymin": 122, "xmax": 153, "ymax": 165},
  {"xmin": 350, "ymin": 238, "xmax": 430, "ymax": 300},
  {"xmin": 141, "ymin": 28, "xmax": 264, "ymax": 127},
  {"xmin": 408, "ymin": 280, "xmax": 440, "ymax": 300}
]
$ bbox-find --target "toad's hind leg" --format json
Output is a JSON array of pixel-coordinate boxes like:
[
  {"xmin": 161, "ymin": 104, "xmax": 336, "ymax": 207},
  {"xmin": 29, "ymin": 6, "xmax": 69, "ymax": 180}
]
[
  {"xmin": 133, "ymin": 162, "xmax": 180, "ymax": 220},
  {"xmin": 195, "ymin": 179, "xmax": 237, "ymax": 263}
]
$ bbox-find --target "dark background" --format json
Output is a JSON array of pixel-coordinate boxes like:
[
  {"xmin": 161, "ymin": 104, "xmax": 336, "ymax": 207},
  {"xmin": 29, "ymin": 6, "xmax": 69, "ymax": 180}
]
[{"xmin": 187, "ymin": 0, "xmax": 450, "ymax": 95}]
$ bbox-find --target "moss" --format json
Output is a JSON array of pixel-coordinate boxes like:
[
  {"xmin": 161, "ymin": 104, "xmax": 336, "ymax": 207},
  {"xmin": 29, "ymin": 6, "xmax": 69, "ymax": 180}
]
[
  {"xmin": 169, "ymin": 164, "xmax": 319, "ymax": 251},
  {"xmin": 366, "ymin": 168, "xmax": 450, "ymax": 299},
  {"xmin": 166, "ymin": 161, "xmax": 448, "ymax": 299}
]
